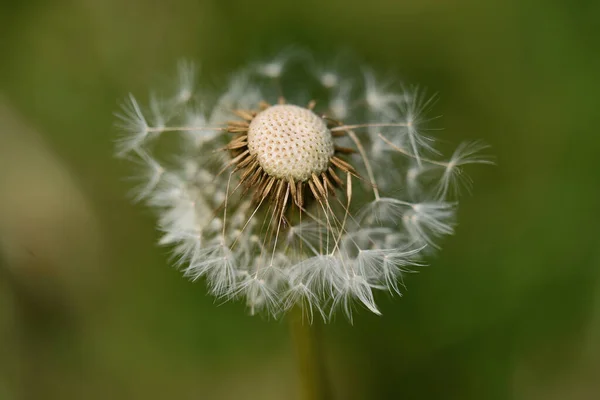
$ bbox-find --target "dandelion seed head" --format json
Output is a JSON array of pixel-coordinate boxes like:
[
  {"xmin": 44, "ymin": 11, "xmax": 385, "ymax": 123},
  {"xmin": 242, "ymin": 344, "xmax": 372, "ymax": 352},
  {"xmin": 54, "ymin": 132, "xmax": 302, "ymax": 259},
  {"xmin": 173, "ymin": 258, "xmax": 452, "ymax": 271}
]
[{"xmin": 115, "ymin": 49, "xmax": 491, "ymax": 322}]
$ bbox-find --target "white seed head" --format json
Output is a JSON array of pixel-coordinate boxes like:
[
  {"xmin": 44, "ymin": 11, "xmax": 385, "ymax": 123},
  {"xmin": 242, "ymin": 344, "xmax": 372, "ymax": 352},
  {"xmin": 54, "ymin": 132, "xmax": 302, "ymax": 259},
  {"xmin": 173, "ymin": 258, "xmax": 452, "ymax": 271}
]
[
  {"xmin": 247, "ymin": 104, "xmax": 334, "ymax": 181},
  {"xmin": 116, "ymin": 51, "xmax": 492, "ymax": 322}
]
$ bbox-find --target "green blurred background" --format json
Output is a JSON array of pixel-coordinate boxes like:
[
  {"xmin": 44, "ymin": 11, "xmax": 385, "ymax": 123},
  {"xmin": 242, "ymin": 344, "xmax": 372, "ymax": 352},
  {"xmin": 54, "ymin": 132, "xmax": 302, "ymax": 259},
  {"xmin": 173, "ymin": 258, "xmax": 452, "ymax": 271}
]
[{"xmin": 1, "ymin": 0, "xmax": 599, "ymax": 399}]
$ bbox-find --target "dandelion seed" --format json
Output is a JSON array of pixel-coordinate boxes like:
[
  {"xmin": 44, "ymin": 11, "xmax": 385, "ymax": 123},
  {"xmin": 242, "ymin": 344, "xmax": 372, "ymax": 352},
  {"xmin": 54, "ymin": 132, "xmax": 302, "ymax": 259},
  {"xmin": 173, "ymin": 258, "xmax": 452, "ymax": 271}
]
[
  {"xmin": 114, "ymin": 94, "xmax": 149, "ymax": 156},
  {"xmin": 116, "ymin": 51, "xmax": 491, "ymax": 322},
  {"xmin": 255, "ymin": 48, "xmax": 303, "ymax": 79},
  {"xmin": 436, "ymin": 140, "xmax": 495, "ymax": 199},
  {"xmin": 320, "ymin": 72, "xmax": 339, "ymax": 88},
  {"xmin": 127, "ymin": 150, "xmax": 164, "ymax": 202},
  {"xmin": 174, "ymin": 59, "xmax": 196, "ymax": 104},
  {"xmin": 403, "ymin": 202, "xmax": 456, "ymax": 249},
  {"xmin": 329, "ymin": 81, "xmax": 353, "ymax": 120},
  {"xmin": 364, "ymin": 69, "xmax": 405, "ymax": 118}
]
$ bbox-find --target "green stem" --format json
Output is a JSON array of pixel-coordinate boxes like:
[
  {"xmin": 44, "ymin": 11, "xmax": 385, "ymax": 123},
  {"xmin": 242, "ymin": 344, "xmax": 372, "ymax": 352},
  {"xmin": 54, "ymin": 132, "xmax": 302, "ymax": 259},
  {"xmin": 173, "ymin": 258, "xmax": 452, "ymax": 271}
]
[{"xmin": 289, "ymin": 307, "xmax": 332, "ymax": 400}]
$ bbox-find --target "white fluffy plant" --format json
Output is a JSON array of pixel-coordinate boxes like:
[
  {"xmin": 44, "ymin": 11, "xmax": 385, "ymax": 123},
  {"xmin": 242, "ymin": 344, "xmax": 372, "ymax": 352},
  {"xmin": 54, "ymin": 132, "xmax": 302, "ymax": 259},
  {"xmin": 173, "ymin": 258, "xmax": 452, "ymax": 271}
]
[{"xmin": 115, "ymin": 52, "xmax": 492, "ymax": 323}]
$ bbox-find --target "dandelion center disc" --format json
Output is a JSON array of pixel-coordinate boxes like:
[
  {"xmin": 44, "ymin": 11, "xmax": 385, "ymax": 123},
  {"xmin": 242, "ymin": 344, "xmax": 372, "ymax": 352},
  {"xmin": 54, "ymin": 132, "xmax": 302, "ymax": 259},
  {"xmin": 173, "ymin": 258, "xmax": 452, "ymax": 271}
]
[{"xmin": 247, "ymin": 104, "xmax": 334, "ymax": 181}]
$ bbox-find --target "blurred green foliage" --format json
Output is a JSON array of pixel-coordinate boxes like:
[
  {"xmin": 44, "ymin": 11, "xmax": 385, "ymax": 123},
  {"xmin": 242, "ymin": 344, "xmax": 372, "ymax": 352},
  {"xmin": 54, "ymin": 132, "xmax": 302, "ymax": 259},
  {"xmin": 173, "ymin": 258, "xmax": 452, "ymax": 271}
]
[{"xmin": 1, "ymin": 0, "xmax": 599, "ymax": 399}]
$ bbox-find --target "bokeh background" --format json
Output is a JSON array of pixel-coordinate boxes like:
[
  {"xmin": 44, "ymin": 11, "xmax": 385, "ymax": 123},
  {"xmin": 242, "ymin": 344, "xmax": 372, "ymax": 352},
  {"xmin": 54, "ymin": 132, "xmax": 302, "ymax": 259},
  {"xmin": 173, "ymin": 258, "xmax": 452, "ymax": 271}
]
[{"xmin": 1, "ymin": 0, "xmax": 599, "ymax": 399}]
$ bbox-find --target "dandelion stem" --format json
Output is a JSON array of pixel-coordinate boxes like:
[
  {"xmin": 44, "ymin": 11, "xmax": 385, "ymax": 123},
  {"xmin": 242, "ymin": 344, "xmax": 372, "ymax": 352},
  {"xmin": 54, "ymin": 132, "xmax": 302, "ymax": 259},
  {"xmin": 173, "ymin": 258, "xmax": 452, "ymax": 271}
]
[{"xmin": 289, "ymin": 307, "xmax": 331, "ymax": 400}]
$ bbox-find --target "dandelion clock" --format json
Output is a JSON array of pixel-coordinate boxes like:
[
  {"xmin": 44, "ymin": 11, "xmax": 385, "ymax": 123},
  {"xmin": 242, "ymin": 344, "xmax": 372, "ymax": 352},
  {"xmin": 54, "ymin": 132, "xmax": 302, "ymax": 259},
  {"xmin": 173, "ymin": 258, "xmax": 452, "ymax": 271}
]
[{"xmin": 115, "ymin": 51, "xmax": 492, "ymax": 323}]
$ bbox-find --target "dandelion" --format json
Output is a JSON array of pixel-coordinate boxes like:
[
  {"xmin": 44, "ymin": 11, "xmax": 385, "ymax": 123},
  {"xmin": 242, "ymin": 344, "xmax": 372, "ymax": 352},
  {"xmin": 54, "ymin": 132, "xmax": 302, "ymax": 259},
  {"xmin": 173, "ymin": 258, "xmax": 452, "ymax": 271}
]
[{"xmin": 115, "ymin": 51, "xmax": 492, "ymax": 322}]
